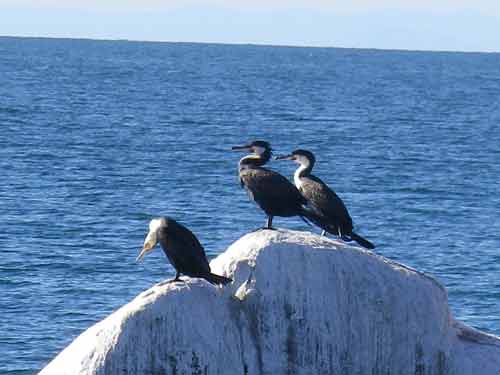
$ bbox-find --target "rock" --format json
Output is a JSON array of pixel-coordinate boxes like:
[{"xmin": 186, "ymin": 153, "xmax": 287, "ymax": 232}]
[{"xmin": 39, "ymin": 229, "xmax": 500, "ymax": 375}]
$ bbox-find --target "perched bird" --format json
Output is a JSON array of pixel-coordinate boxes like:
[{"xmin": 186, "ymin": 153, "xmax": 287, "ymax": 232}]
[
  {"xmin": 136, "ymin": 217, "xmax": 232, "ymax": 285},
  {"xmin": 232, "ymin": 140, "xmax": 331, "ymax": 230},
  {"xmin": 275, "ymin": 149, "xmax": 375, "ymax": 249}
]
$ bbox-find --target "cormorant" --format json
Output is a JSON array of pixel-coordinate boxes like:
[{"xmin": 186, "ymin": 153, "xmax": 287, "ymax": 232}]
[
  {"xmin": 136, "ymin": 217, "xmax": 232, "ymax": 285},
  {"xmin": 232, "ymin": 140, "xmax": 331, "ymax": 230},
  {"xmin": 275, "ymin": 149, "xmax": 375, "ymax": 249}
]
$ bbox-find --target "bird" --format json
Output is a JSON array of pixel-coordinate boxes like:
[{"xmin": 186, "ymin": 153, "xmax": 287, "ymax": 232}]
[
  {"xmin": 231, "ymin": 140, "xmax": 332, "ymax": 231},
  {"xmin": 136, "ymin": 217, "xmax": 232, "ymax": 285},
  {"xmin": 275, "ymin": 149, "xmax": 375, "ymax": 249}
]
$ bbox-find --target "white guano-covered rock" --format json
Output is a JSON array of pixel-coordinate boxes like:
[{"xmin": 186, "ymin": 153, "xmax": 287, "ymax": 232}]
[{"xmin": 39, "ymin": 229, "xmax": 500, "ymax": 375}]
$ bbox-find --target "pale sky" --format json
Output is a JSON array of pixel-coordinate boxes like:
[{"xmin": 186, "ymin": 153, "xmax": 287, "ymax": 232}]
[{"xmin": 2, "ymin": 1, "xmax": 500, "ymax": 52}]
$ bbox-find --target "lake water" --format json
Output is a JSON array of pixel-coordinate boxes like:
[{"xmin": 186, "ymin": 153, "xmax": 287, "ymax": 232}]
[{"xmin": 1, "ymin": 36, "xmax": 499, "ymax": 374}]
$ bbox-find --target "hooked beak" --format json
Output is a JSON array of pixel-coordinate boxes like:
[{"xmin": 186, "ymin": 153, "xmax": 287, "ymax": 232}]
[
  {"xmin": 231, "ymin": 144, "xmax": 252, "ymax": 151},
  {"xmin": 274, "ymin": 154, "xmax": 294, "ymax": 161},
  {"xmin": 136, "ymin": 244, "xmax": 155, "ymax": 262},
  {"xmin": 136, "ymin": 231, "xmax": 158, "ymax": 262}
]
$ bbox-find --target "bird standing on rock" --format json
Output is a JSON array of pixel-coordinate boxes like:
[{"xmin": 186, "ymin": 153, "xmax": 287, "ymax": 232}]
[
  {"xmin": 137, "ymin": 217, "xmax": 232, "ymax": 285},
  {"xmin": 232, "ymin": 140, "xmax": 332, "ymax": 231},
  {"xmin": 275, "ymin": 149, "xmax": 375, "ymax": 249}
]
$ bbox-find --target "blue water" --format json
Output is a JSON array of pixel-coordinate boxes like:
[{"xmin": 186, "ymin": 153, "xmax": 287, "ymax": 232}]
[{"xmin": 1, "ymin": 36, "xmax": 500, "ymax": 374}]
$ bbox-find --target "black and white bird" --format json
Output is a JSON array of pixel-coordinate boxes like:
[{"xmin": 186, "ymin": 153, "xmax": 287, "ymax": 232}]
[
  {"xmin": 136, "ymin": 217, "xmax": 232, "ymax": 285},
  {"xmin": 275, "ymin": 149, "xmax": 375, "ymax": 249},
  {"xmin": 232, "ymin": 140, "xmax": 331, "ymax": 231}
]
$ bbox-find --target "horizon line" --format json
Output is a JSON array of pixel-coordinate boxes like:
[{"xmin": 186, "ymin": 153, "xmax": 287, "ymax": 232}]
[{"xmin": 1, "ymin": 34, "xmax": 499, "ymax": 55}]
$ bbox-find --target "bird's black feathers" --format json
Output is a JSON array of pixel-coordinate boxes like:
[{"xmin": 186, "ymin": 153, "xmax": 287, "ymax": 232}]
[
  {"xmin": 277, "ymin": 149, "xmax": 375, "ymax": 250},
  {"xmin": 156, "ymin": 218, "xmax": 232, "ymax": 286},
  {"xmin": 299, "ymin": 176, "xmax": 353, "ymax": 235},
  {"xmin": 349, "ymin": 232, "xmax": 375, "ymax": 250},
  {"xmin": 234, "ymin": 141, "xmax": 331, "ymax": 230},
  {"xmin": 239, "ymin": 166, "xmax": 307, "ymax": 217}
]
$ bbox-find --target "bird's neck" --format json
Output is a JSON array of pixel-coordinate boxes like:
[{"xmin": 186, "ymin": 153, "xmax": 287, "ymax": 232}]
[
  {"xmin": 157, "ymin": 228, "xmax": 169, "ymax": 250},
  {"xmin": 294, "ymin": 161, "xmax": 313, "ymax": 188},
  {"xmin": 239, "ymin": 151, "xmax": 271, "ymax": 168}
]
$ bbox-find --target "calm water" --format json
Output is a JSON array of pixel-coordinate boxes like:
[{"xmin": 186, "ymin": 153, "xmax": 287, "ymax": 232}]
[{"xmin": 1, "ymin": 36, "xmax": 499, "ymax": 374}]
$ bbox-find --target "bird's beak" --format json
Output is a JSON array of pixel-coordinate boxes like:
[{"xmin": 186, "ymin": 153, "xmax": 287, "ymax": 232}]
[
  {"xmin": 136, "ymin": 244, "xmax": 154, "ymax": 262},
  {"xmin": 231, "ymin": 144, "xmax": 252, "ymax": 151},
  {"xmin": 136, "ymin": 231, "xmax": 158, "ymax": 262},
  {"xmin": 274, "ymin": 154, "xmax": 293, "ymax": 160}
]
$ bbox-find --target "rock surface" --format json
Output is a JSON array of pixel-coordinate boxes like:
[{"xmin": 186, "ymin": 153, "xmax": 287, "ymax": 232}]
[{"xmin": 39, "ymin": 229, "xmax": 500, "ymax": 375}]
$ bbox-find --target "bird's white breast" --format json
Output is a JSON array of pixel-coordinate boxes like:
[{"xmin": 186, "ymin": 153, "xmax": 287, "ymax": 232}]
[{"xmin": 294, "ymin": 164, "xmax": 307, "ymax": 189}]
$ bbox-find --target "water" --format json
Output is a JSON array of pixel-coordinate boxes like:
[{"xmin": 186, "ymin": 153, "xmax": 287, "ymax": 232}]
[{"xmin": 1, "ymin": 36, "xmax": 499, "ymax": 374}]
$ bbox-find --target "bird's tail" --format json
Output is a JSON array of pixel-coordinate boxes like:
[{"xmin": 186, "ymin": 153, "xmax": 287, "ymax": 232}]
[
  {"xmin": 205, "ymin": 272, "xmax": 233, "ymax": 286},
  {"xmin": 349, "ymin": 232, "xmax": 375, "ymax": 250},
  {"xmin": 300, "ymin": 208, "xmax": 376, "ymax": 250}
]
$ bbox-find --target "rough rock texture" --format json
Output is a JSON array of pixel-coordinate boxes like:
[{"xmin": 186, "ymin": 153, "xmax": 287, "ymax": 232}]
[{"xmin": 39, "ymin": 230, "xmax": 500, "ymax": 375}]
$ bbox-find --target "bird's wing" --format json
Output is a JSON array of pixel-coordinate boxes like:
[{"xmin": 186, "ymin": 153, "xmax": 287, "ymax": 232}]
[
  {"xmin": 300, "ymin": 177, "xmax": 353, "ymax": 228},
  {"xmin": 240, "ymin": 167, "xmax": 305, "ymax": 205},
  {"xmin": 169, "ymin": 224, "xmax": 211, "ymax": 275}
]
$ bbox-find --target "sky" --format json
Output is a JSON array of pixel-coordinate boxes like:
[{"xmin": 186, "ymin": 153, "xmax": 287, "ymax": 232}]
[{"xmin": 1, "ymin": 1, "xmax": 500, "ymax": 52}]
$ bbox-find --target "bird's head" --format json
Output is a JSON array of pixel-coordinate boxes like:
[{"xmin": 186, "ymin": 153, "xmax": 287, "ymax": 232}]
[
  {"xmin": 275, "ymin": 149, "xmax": 315, "ymax": 166},
  {"xmin": 231, "ymin": 140, "xmax": 272, "ymax": 156},
  {"xmin": 136, "ymin": 217, "xmax": 168, "ymax": 262}
]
